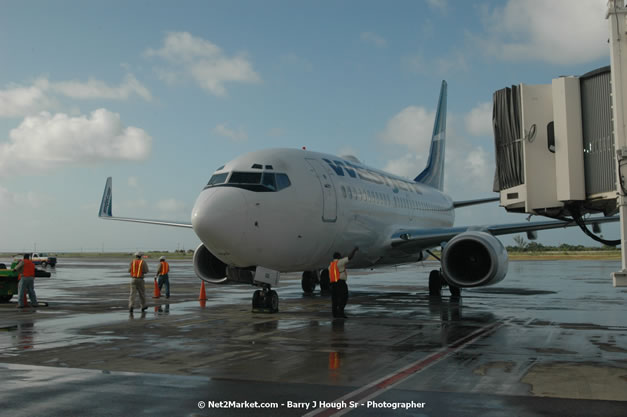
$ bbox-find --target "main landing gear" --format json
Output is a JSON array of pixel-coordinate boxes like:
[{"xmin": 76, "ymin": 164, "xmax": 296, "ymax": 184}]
[
  {"xmin": 301, "ymin": 269, "xmax": 331, "ymax": 294},
  {"xmin": 428, "ymin": 269, "xmax": 461, "ymax": 297},
  {"xmin": 252, "ymin": 284, "xmax": 279, "ymax": 313}
]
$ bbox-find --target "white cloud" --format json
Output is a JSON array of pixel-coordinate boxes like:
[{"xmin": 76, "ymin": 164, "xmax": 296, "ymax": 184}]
[
  {"xmin": 383, "ymin": 154, "xmax": 426, "ymax": 179},
  {"xmin": 145, "ymin": 31, "xmax": 221, "ymax": 62},
  {"xmin": 50, "ymin": 74, "xmax": 152, "ymax": 101},
  {"xmin": 465, "ymin": 102, "xmax": 493, "ymax": 136},
  {"xmin": 213, "ymin": 123, "xmax": 248, "ymax": 142},
  {"xmin": 0, "ymin": 109, "xmax": 152, "ymax": 176},
  {"xmin": 0, "ymin": 83, "xmax": 55, "ymax": 117},
  {"xmin": 474, "ymin": 0, "xmax": 608, "ymax": 65},
  {"xmin": 378, "ymin": 106, "xmax": 495, "ymax": 198},
  {"xmin": 360, "ymin": 32, "xmax": 387, "ymax": 47},
  {"xmin": 379, "ymin": 106, "xmax": 435, "ymax": 153},
  {"xmin": 0, "ymin": 74, "xmax": 151, "ymax": 118},
  {"xmin": 157, "ymin": 198, "xmax": 186, "ymax": 213},
  {"xmin": 146, "ymin": 32, "xmax": 261, "ymax": 96}
]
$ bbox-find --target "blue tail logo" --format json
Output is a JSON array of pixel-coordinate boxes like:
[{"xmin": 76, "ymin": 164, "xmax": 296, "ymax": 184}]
[
  {"xmin": 414, "ymin": 80, "xmax": 447, "ymax": 191},
  {"xmin": 99, "ymin": 177, "xmax": 113, "ymax": 217}
]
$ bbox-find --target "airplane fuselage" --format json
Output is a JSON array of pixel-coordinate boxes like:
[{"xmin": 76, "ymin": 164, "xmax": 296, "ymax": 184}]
[{"xmin": 191, "ymin": 148, "xmax": 454, "ymax": 272}]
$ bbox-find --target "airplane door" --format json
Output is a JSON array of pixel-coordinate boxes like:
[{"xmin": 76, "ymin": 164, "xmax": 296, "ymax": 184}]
[{"xmin": 306, "ymin": 158, "xmax": 337, "ymax": 222}]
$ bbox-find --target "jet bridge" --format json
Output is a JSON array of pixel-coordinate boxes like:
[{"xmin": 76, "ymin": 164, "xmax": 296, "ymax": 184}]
[{"xmin": 492, "ymin": 0, "xmax": 627, "ymax": 286}]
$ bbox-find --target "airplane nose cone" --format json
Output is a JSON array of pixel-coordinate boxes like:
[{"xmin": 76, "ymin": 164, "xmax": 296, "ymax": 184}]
[{"xmin": 191, "ymin": 188, "xmax": 248, "ymax": 256}]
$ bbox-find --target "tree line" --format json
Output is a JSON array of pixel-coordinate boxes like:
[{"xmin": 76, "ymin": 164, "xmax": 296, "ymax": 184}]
[{"xmin": 508, "ymin": 236, "xmax": 620, "ymax": 252}]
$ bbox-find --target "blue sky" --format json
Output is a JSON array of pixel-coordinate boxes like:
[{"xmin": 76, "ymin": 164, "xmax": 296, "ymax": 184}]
[{"xmin": 0, "ymin": 0, "xmax": 617, "ymax": 252}]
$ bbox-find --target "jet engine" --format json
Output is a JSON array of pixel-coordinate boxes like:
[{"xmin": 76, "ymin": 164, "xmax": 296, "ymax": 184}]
[
  {"xmin": 441, "ymin": 231, "xmax": 508, "ymax": 288},
  {"xmin": 193, "ymin": 244, "xmax": 228, "ymax": 284}
]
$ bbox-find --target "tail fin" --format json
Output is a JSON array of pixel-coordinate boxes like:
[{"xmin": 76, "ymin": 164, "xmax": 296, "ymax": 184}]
[
  {"xmin": 99, "ymin": 177, "xmax": 113, "ymax": 217},
  {"xmin": 414, "ymin": 80, "xmax": 447, "ymax": 190}
]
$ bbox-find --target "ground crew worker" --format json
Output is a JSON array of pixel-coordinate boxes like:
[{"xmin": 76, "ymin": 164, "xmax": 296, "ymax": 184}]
[
  {"xmin": 155, "ymin": 256, "xmax": 170, "ymax": 298},
  {"xmin": 329, "ymin": 247, "xmax": 358, "ymax": 318},
  {"xmin": 14, "ymin": 253, "xmax": 38, "ymax": 309},
  {"xmin": 128, "ymin": 252, "xmax": 149, "ymax": 313}
]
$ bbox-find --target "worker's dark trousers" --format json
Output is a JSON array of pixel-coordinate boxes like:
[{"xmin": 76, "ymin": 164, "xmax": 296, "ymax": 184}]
[
  {"xmin": 157, "ymin": 273, "xmax": 170, "ymax": 298},
  {"xmin": 331, "ymin": 280, "xmax": 348, "ymax": 317}
]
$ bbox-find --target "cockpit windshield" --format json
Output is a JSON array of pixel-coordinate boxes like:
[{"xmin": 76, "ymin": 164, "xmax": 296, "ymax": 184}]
[
  {"xmin": 205, "ymin": 171, "xmax": 291, "ymax": 192},
  {"xmin": 207, "ymin": 172, "xmax": 228, "ymax": 185}
]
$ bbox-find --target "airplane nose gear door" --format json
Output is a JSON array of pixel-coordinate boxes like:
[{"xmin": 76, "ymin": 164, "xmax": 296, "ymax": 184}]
[{"xmin": 306, "ymin": 159, "xmax": 337, "ymax": 222}]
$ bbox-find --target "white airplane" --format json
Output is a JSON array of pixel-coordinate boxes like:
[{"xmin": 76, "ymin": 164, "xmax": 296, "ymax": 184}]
[{"xmin": 99, "ymin": 81, "xmax": 617, "ymax": 312}]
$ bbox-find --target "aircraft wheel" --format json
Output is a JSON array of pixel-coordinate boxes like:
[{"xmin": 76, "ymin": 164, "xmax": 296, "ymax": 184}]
[
  {"xmin": 301, "ymin": 271, "xmax": 316, "ymax": 293},
  {"xmin": 268, "ymin": 290, "xmax": 279, "ymax": 312},
  {"xmin": 0, "ymin": 263, "xmax": 6, "ymax": 269},
  {"xmin": 449, "ymin": 285, "xmax": 461, "ymax": 297},
  {"xmin": 252, "ymin": 290, "xmax": 262, "ymax": 309},
  {"xmin": 41, "ymin": 261, "xmax": 47, "ymax": 267},
  {"xmin": 428, "ymin": 270, "xmax": 442, "ymax": 296},
  {"xmin": 319, "ymin": 269, "xmax": 330, "ymax": 293}
]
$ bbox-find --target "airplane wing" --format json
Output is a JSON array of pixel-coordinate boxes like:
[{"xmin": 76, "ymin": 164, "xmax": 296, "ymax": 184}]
[
  {"xmin": 389, "ymin": 216, "xmax": 619, "ymax": 252},
  {"xmin": 453, "ymin": 197, "xmax": 500, "ymax": 208},
  {"xmin": 98, "ymin": 177, "xmax": 193, "ymax": 229}
]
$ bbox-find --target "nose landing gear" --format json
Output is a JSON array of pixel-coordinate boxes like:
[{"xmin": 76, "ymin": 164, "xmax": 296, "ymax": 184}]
[{"xmin": 252, "ymin": 284, "xmax": 279, "ymax": 313}]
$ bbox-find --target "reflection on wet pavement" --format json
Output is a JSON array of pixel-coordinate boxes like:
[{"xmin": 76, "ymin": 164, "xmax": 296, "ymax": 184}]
[{"xmin": 0, "ymin": 257, "xmax": 626, "ymax": 416}]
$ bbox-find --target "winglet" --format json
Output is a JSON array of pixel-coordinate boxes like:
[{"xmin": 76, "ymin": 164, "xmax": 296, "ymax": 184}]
[
  {"xmin": 99, "ymin": 177, "xmax": 113, "ymax": 217},
  {"xmin": 414, "ymin": 80, "xmax": 447, "ymax": 190}
]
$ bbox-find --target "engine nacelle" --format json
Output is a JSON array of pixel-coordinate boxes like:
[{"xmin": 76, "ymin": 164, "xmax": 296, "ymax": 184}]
[
  {"xmin": 193, "ymin": 244, "xmax": 227, "ymax": 284},
  {"xmin": 441, "ymin": 231, "xmax": 508, "ymax": 288}
]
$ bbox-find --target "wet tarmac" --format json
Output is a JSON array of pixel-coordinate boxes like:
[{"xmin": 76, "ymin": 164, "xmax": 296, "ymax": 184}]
[{"xmin": 1, "ymin": 257, "xmax": 627, "ymax": 416}]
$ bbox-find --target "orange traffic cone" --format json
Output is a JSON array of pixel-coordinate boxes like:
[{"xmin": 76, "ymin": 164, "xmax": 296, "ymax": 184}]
[
  {"xmin": 329, "ymin": 352, "xmax": 340, "ymax": 370},
  {"xmin": 199, "ymin": 281, "xmax": 207, "ymax": 300},
  {"xmin": 152, "ymin": 278, "xmax": 161, "ymax": 298}
]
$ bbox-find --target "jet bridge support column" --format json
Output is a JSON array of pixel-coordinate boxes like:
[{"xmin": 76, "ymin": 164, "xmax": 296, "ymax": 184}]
[{"xmin": 608, "ymin": 1, "xmax": 627, "ymax": 286}]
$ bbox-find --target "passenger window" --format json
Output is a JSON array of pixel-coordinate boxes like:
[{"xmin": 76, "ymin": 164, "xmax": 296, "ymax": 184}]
[
  {"xmin": 348, "ymin": 187, "xmax": 353, "ymax": 199},
  {"xmin": 341, "ymin": 186, "xmax": 347, "ymax": 198},
  {"xmin": 275, "ymin": 174, "xmax": 291, "ymax": 191}
]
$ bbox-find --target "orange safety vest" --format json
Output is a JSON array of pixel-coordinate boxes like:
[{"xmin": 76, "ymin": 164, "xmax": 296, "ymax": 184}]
[
  {"xmin": 22, "ymin": 259, "xmax": 35, "ymax": 278},
  {"xmin": 131, "ymin": 259, "xmax": 144, "ymax": 278},
  {"xmin": 159, "ymin": 261, "xmax": 169, "ymax": 275},
  {"xmin": 329, "ymin": 260, "xmax": 340, "ymax": 283}
]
